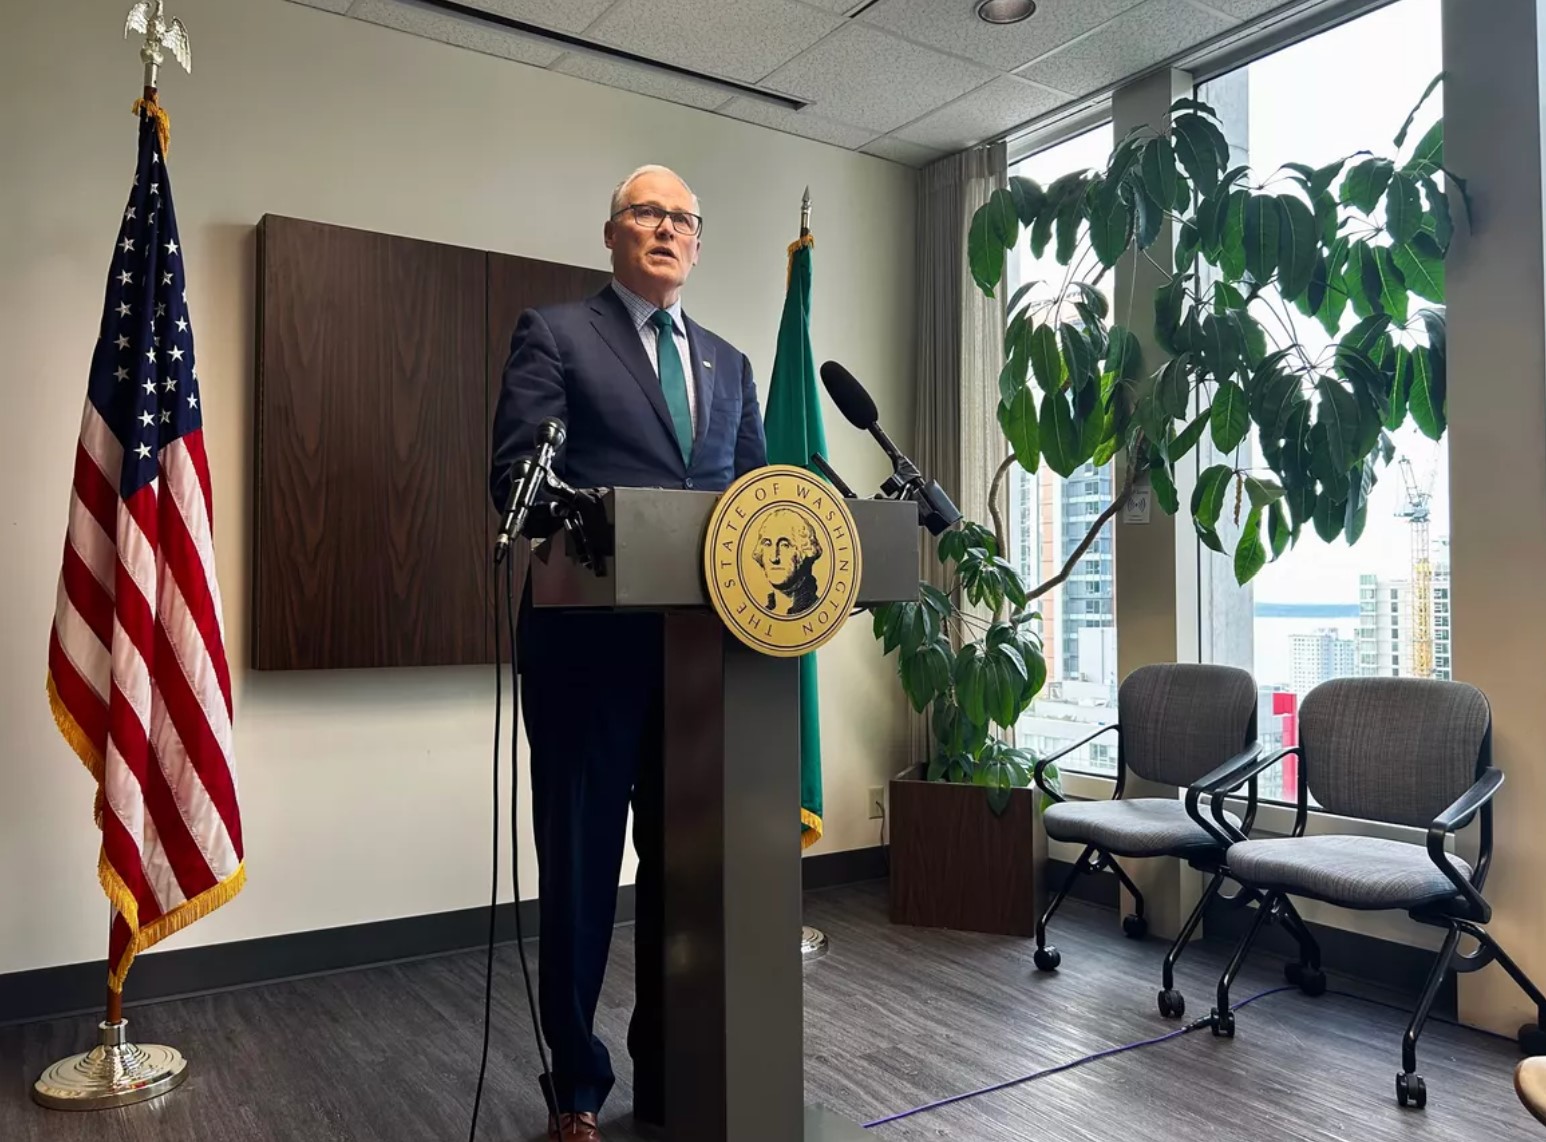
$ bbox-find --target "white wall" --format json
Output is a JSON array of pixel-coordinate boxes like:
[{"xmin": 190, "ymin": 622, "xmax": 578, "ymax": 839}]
[{"xmin": 0, "ymin": 0, "xmax": 916, "ymax": 976}]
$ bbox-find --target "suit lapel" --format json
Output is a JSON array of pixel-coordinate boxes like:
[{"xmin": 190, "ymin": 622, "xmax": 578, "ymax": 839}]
[
  {"xmin": 685, "ymin": 316, "xmax": 716, "ymax": 458},
  {"xmin": 588, "ymin": 288, "xmax": 678, "ymax": 453}
]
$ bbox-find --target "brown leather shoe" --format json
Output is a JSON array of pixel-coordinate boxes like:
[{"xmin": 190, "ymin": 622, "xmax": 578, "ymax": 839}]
[{"xmin": 547, "ymin": 1111, "xmax": 601, "ymax": 1140}]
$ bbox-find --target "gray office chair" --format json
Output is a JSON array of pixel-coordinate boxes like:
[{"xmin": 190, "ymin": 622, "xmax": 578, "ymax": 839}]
[
  {"xmin": 1032, "ymin": 663, "xmax": 1322, "ymax": 1018},
  {"xmin": 1196, "ymin": 677, "xmax": 1546, "ymax": 1108}
]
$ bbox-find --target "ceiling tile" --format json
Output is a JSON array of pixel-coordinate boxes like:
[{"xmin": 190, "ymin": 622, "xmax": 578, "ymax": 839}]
[
  {"xmin": 859, "ymin": 0, "xmax": 1146, "ymax": 73},
  {"xmin": 585, "ymin": 0, "xmax": 843, "ymax": 85},
  {"xmin": 796, "ymin": 0, "xmax": 869, "ymax": 12},
  {"xmin": 717, "ymin": 98, "xmax": 879, "ymax": 149},
  {"xmin": 1016, "ymin": 0, "xmax": 1233, "ymax": 99},
  {"xmin": 349, "ymin": 0, "xmax": 564, "ymax": 65},
  {"xmin": 860, "ymin": 136, "xmax": 946, "ymax": 168},
  {"xmin": 761, "ymin": 24, "xmax": 998, "ymax": 134},
  {"xmin": 456, "ymin": 0, "xmax": 619, "ymax": 35},
  {"xmin": 550, "ymin": 51, "xmax": 733, "ymax": 111},
  {"xmin": 895, "ymin": 75, "xmax": 1063, "ymax": 151},
  {"xmin": 284, "ymin": 0, "xmax": 354, "ymax": 13}
]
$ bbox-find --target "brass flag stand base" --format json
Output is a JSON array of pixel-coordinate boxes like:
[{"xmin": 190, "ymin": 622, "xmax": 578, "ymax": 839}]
[
  {"xmin": 801, "ymin": 925, "xmax": 830, "ymax": 962},
  {"xmin": 33, "ymin": 1019, "xmax": 188, "ymax": 1111}
]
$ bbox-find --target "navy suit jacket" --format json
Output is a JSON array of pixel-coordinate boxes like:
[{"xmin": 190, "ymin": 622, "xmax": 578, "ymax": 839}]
[{"xmin": 490, "ymin": 285, "xmax": 767, "ymax": 512}]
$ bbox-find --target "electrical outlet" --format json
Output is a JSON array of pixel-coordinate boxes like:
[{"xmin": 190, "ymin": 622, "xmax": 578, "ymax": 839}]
[{"xmin": 867, "ymin": 786, "xmax": 885, "ymax": 820}]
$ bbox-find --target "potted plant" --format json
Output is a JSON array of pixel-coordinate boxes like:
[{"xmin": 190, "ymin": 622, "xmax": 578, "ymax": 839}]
[{"xmin": 876, "ymin": 81, "xmax": 1455, "ymax": 935}]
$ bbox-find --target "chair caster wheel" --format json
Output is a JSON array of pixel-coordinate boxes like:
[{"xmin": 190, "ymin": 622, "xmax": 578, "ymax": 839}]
[
  {"xmin": 1033, "ymin": 946, "xmax": 1061, "ymax": 972},
  {"xmin": 1210, "ymin": 1009, "xmax": 1234, "ymax": 1038},
  {"xmin": 1298, "ymin": 967, "xmax": 1326, "ymax": 997},
  {"xmin": 1396, "ymin": 1072, "xmax": 1426, "ymax": 1109},
  {"xmin": 1158, "ymin": 988, "xmax": 1185, "ymax": 1019},
  {"xmin": 1519, "ymin": 1023, "xmax": 1546, "ymax": 1056},
  {"xmin": 1122, "ymin": 914, "xmax": 1147, "ymax": 940}
]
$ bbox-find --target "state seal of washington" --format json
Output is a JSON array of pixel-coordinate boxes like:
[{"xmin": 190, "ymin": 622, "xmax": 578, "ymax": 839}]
[{"xmin": 703, "ymin": 465, "xmax": 863, "ymax": 657}]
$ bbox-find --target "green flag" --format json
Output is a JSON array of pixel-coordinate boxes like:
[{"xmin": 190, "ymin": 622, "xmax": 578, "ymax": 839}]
[{"xmin": 764, "ymin": 234, "xmax": 827, "ymax": 849}]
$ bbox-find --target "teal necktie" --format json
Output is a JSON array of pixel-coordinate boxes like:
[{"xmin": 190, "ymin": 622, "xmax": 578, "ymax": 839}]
[{"xmin": 649, "ymin": 308, "xmax": 694, "ymax": 464}]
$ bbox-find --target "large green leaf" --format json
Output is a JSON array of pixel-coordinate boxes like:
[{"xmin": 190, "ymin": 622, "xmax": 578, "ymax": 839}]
[
  {"xmin": 1341, "ymin": 157, "xmax": 1395, "ymax": 213},
  {"xmin": 1249, "ymin": 367, "xmax": 1303, "ymax": 439},
  {"xmin": 1088, "ymin": 181, "xmax": 1133, "ymax": 268},
  {"xmin": 1061, "ymin": 323, "xmax": 1098, "ymax": 392},
  {"xmin": 1030, "ymin": 324, "xmax": 1064, "ymax": 393},
  {"xmin": 954, "ymin": 644, "xmax": 987, "ymax": 726},
  {"xmin": 1133, "ymin": 182, "xmax": 1164, "ymax": 250},
  {"xmin": 1385, "ymin": 173, "xmax": 1424, "ymax": 245},
  {"xmin": 1176, "ymin": 219, "xmax": 1201, "ymax": 274},
  {"xmin": 1170, "ymin": 96, "xmax": 1222, "ymax": 119},
  {"xmin": 1310, "ymin": 158, "xmax": 1347, "ymax": 199},
  {"xmin": 1221, "ymin": 190, "xmax": 1249, "ymax": 280},
  {"xmin": 1075, "ymin": 282, "xmax": 1110, "ymax": 321},
  {"xmin": 1376, "ymin": 246, "xmax": 1409, "ymax": 323},
  {"xmin": 1155, "ymin": 276, "xmax": 1187, "ymax": 354},
  {"xmin": 998, "ymin": 387, "xmax": 1040, "ymax": 473},
  {"xmin": 1404, "ymin": 119, "xmax": 1444, "ymax": 176},
  {"xmin": 1422, "ymin": 175, "xmax": 1454, "ymax": 253},
  {"xmin": 1030, "ymin": 198, "xmax": 1056, "ymax": 259},
  {"xmin": 1106, "ymin": 325, "xmax": 1143, "ymax": 381},
  {"xmin": 1387, "ymin": 345, "xmax": 1412, "ymax": 431},
  {"xmin": 1191, "ymin": 463, "xmax": 1233, "ymax": 529},
  {"xmin": 1295, "ymin": 251, "xmax": 1330, "ymax": 318},
  {"xmin": 1173, "ymin": 114, "xmax": 1223, "ymax": 195},
  {"xmin": 1055, "ymin": 191, "xmax": 1083, "ymax": 265},
  {"xmin": 1040, "ymin": 389, "xmax": 1081, "ymax": 476},
  {"xmin": 1275, "ymin": 194, "xmax": 1318, "ymax": 301},
  {"xmin": 1245, "ymin": 477, "xmax": 1285, "ymax": 509},
  {"xmin": 1171, "ymin": 408, "xmax": 1212, "ymax": 462},
  {"xmin": 1243, "ymin": 194, "xmax": 1281, "ymax": 284},
  {"xmin": 1008, "ymin": 175, "xmax": 1047, "ymax": 227},
  {"xmin": 1211, "ymin": 378, "xmax": 1251, "ymax": 453},
  {"xmin": 1158, "ymin": 354, "xmax": 1191, "ymax": 419},
  {"xmin": 1393, "ymin": 241, "xmax": 1444, "ymax": 303},
  {"xmin": 1395, "ymin": 73, "xmax": 1444, "ymax": 148},
  {"xmin": 1345, "ymin": 240, "xmax": 1384, "ymax": 318},
  {"xmin": 1142, "ymin": 138, "xmax": 1179, "ymax": 217},
  {"xmin": 1234, "ymin": 505, "xmax": 1267, "ymax": 585},
  {"xmin": 1313, "ymin": 486, "xmax": 1346, "ymax": 543},
  {"xmin": 1316, "ymin": 377, "xmax": 1362, "ymax": 471},
  {"xmin": 1200, "ymin": 312, "xmax": 1240, "ymax": 385},
  {"xmin": 967, "ymin": 206, "xmax": 1003, "ymax": 296},
  {"xmin": 1268, "ymin": 500, "xmax": 1291, "ymax": 558},
  {"xmin": 986, "ymin": 187, "xmax": 1019, "ymax": 253},
  {"xmin": 1409, "ymin": 345, "xmax": 1446, "ymax": 440},
  {"xmin": 1151, "ymin": 463, "xmax": 1179, "ymax": 515},
  {"xmin": 1344, "ymin": 460, "xmax": 1373, "ymax": 544},
  {"xmin": 1197, "ymin": 173, "xmax": 1241, "ymax": 256}
]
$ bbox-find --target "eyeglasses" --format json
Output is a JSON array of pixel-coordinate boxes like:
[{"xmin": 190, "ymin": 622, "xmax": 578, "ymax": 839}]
[{"xmin": 612, "ymin": 202, "xmax": 703, "ymax": 237}]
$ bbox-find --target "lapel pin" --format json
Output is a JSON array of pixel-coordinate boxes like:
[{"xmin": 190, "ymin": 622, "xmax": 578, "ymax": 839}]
[{"xmin": 703, "ymin": 359, "xmax": 713, "ymax": 369}]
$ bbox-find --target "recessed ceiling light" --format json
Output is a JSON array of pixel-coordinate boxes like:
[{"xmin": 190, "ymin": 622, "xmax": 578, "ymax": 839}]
[{"xmin": 976, "ymin": 0, "xmax": 1037, "ymax": 24}]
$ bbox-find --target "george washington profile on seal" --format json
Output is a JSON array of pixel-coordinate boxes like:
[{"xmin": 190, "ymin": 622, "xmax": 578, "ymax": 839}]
[{"xmin": 752, "ymin": 507, "xmax": 823, "ymax": 617}]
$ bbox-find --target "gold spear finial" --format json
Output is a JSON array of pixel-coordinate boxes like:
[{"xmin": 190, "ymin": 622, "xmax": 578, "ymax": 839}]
[{"xmin": 800, "ymin": 186, "xmax": 811, "ymax": 237}]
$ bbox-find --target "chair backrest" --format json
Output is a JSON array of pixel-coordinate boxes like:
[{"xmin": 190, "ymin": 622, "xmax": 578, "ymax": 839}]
[
  {"xmin": 1118, "ymin": 663, "xmax": 1258, "ymax": 788},
  {"xmin": 1298, "ymin": 678, "xmax": 1491, "ymax": 828}
]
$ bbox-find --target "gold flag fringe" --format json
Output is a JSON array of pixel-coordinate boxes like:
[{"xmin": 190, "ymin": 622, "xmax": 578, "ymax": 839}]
[
  {"xmin": 49, "ymin": 672, "xmax": 246, "ymax": 993},
  {"xmin": 801, "ymin": 808, "xmax": 823, "ymax": 849},
  {"xmin": 786, "ymin": 232, "xmax": 814, "ymax": 289},
  {"xmin": 131, "ymin": 95, "xmax": 171, "ymax": 155}
]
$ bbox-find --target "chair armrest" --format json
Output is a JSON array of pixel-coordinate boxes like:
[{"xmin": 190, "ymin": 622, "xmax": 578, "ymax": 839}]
[
  {"xmin": 1033, "ymin": 724, "xmax": 1118, "ymax": 805},
  {"xmin": 1432, "ymin": 768, "xmax": 1503, "ymax": 834},
  {"xmin": 1183, "ymin": 745, "xmax": 1263, "ymax": 846},
  {"xmin": 1426, "ymin": 769, "xmax": 1504, "ymax": 918}
]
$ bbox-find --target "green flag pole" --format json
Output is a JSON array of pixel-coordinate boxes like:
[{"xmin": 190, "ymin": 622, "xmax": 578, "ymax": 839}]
[{"xmin": 765, "ymin": 187, "xmax": 832, "ymax": 961}]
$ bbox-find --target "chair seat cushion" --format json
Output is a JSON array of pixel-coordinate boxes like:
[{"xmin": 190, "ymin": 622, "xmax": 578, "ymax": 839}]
[
  {"xmin": 1228, "ymin": 835, "xmax": 1474, "ymax": 911},
  {"xmin": 1042, "ymin": 798, "xmax": 1236, "ymax": 857}
]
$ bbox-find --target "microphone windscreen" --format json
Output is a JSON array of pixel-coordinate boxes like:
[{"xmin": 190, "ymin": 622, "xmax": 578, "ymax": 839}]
[
  {"xmin": 819, "ymin": 361, "xmax": 880, "ymax": 430},
  {"xmin": 538, "ymin": 417, "xmax": 567, "ymax": 448}
]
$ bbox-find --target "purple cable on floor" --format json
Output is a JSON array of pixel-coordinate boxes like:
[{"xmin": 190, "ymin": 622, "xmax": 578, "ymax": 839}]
[{"xmin": 861, "ymin": 985, "xmax": 1297, "ymax": 1129}]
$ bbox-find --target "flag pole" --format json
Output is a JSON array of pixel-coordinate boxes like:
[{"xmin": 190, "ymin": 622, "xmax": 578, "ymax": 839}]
[
  {"xmin": 795, "ymin": 185, "xmax": 830, "ymax": 965},
  {"xmin": 33, "ymin": 3, "xmax": 194, "ymax": 1110}
]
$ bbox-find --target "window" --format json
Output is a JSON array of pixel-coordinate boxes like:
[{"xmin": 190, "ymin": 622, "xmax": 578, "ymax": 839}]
[
  {"xmin": 1005, "ymin": 124, "xmax": 1119, "ymax": 777},
  {"xmin": 1197, "ymin": 0, "xmax": 1447, "ymax": 805}
]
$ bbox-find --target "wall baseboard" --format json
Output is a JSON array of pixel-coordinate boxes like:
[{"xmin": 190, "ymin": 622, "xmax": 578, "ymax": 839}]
[
  {"xmin": 0, "ymin": 845, "xmax": 887, "ymax": 1027},
  {"xmin": 1044, "ymin": 857, "xmax": 1454, "ymax": 1015}
]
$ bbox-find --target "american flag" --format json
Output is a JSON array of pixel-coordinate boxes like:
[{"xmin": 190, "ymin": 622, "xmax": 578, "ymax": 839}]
[{"xmin": 46, "ymin": 108, "xmax": 244, "ymax": 992}]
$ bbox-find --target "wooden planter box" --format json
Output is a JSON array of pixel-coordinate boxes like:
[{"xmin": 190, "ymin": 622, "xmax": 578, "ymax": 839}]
[{"xmin": 888, "ymin": 771, "xmax": 1045, "ymax": 936}]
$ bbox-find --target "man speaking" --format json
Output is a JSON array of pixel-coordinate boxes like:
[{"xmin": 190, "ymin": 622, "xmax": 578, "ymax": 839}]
[{"xmin": 489, "ymin": 165, "xmax": 767, "ymax": 1141}]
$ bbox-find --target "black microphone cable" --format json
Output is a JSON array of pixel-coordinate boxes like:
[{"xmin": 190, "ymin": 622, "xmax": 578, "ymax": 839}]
[{"xmin": 468, "ymin": 546, "xmax": 559, "ymax": 1141}]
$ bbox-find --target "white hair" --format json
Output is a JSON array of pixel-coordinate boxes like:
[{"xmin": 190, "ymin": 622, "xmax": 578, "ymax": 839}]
[{"xmin": 609, "ymin": 164, "xmax": 700, "ymax": 216}]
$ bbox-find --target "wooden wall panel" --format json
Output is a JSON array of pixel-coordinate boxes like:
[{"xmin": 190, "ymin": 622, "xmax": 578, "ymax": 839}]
[
  {"xmin": 254, "ymin": 216, "xmax": 488, "ymax": 670},
  {"xmin": 485, "ymin": 253, "xmax": 610, "ymax": 660}
]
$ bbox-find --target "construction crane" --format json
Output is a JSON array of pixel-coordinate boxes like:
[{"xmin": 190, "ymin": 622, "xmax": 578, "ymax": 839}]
[{"xmin": 1396, "ymin": 457, "xmax": 1434, "ymax": 678}]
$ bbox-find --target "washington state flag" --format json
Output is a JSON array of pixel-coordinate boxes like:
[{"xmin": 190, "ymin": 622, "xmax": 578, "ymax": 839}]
[{"xmin": 765, "ymin": 232, "xmax": 827, "ymax": 848}]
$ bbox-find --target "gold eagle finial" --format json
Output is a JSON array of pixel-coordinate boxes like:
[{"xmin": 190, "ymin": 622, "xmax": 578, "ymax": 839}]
[{"xmin": 125, "ymin": 1, "xmax": 192, "ymax": 87}]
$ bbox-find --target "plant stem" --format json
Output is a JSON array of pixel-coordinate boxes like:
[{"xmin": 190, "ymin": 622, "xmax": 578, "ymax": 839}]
[{"xmin": 1025, "ymin": 461, "xmax": 1137, "ymax": 604}]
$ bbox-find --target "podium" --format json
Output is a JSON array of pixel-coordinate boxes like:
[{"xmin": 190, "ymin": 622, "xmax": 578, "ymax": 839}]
[{"xmin": 530, "ymin": 486, "xmax": 919, "ymax": 1142}]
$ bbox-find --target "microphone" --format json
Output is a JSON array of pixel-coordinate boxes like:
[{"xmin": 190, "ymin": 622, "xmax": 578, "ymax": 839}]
[
  {"xmin": 818, "ymin": 362, "xmax": 962, "ymax": 536},
  {"xmin": 494, "ymin": 418, "xmax": 567, "ymax": 563}
]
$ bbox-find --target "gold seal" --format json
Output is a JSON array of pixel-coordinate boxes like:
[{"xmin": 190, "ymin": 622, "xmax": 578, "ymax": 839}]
[{"xmin": 703, "ymin": 465, "xmax": 863, "ymax": 658}]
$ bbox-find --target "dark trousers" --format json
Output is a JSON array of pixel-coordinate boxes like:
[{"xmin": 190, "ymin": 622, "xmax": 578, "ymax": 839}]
[{"xmin": 520, "ymin": 608, "xmax": 664, "ymax": 1119}]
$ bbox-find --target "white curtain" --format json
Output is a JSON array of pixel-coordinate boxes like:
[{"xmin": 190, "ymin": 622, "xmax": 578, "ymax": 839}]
[{"xmin": 910, "ymin": 143, "xmax": 1009, "ymax": 769}]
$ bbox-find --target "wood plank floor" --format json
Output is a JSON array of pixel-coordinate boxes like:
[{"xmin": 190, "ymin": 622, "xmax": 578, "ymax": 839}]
[{"xmin": 1, "ymin": 881, "xmax": 1538, "ymax": 1141}]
